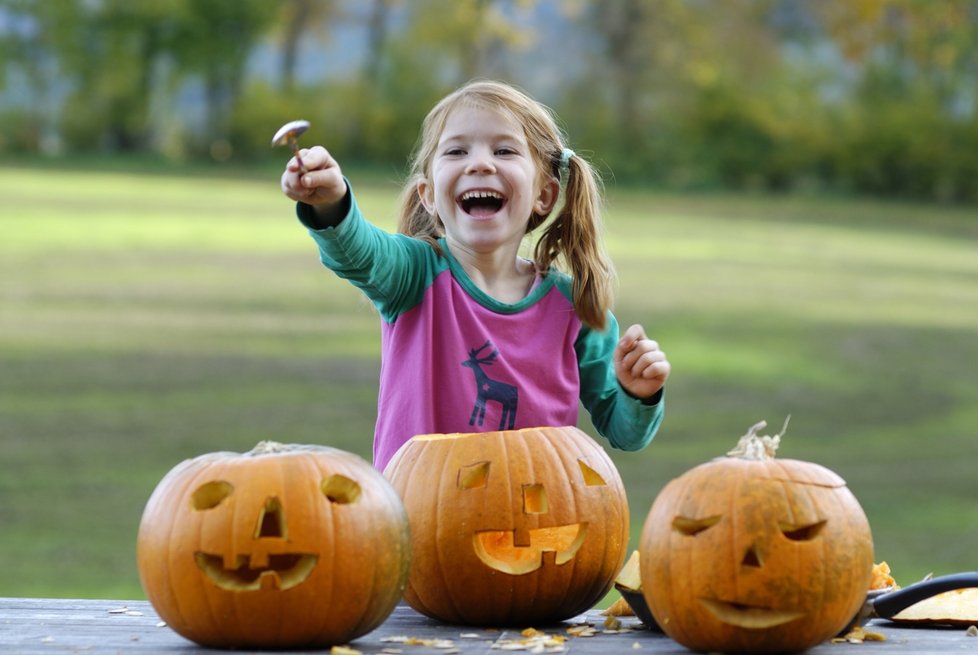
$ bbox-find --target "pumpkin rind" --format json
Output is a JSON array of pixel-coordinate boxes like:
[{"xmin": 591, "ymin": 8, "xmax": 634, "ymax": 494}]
[
  {"xmin": 137, "ymin": 442, "xmax": 411, "ymax": 649},
  {"xmin": 640, "ymin": 451, "xmax": 874, "ymax": 654},
  {"xmin": 383, "ymin": 426, "xmax": 629, "ymax": 626}
]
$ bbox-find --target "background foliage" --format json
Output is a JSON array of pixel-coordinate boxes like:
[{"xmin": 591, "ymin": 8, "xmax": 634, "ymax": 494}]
[{"xmin": 2, "ymin": 0, "xmax": 978, "ymax": 201}]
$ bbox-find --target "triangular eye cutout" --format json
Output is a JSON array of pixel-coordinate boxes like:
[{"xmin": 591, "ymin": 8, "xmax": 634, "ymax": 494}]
[
  {"xmin": 672, "ymin": 515, "xmax": 721, "ymax": 536},
  {"xmin": 458, "ymin": 461, "xmax": 490, "ymax": 489},
  {"xmin": 578, "ymin": 459, "xmax": 606, "ymax": 486},
  {"xmin": 781, "ymin": 520, "xmax": 826, "ymax": 541}
]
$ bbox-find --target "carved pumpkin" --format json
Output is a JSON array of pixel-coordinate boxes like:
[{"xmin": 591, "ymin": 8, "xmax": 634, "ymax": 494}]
[
  {"xmin": 383, "ymin": 426, "xmax": 629, "ymax": 626},
  {"xmin": 137, "ymin": 442, "xmax": 410, "ymax": 649},
  {"xmin": 640, "ymin": 421, "xmax": 874, "ymax": 653},
  {"xmin": 384, "ymin": 427, "xmax": 628, "ymax": 625}
]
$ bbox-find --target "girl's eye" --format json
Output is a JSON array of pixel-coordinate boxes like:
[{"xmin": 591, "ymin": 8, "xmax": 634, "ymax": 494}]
[
  {"xmin": 444, "ymin": 148, "xmax": 466, "ymax": 156},
  {"xmin": 495, "ymin": 147, "xmax": 517, "ymax": 156}
]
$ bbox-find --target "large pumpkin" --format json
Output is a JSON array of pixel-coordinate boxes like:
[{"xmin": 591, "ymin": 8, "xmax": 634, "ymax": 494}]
[
  {"xmin": 383, "ymin": 426, "xmax": 629, "ymax": 625},
  {"xmin": 137, "ymin": 442, "xmax": 410, "ymax": 649},
  {"xmin": 640, "ymin": 421, "xmax": 873, "ymax": 653}
]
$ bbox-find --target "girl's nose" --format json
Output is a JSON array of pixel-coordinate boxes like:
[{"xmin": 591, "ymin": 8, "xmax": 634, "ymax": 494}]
[{"xmin": 465, "ymin": 147, "xmax": 496, "ymax": 174}]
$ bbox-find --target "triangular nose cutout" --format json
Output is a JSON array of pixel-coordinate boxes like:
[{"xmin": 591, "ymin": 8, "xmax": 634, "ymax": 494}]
[
  {"xmin": 255, "ymin": 497, "xmax": 286, "ymax": 539},
  {"xmin": 742, "ymin": 545, "xmax": 762, "ymax": 568}
]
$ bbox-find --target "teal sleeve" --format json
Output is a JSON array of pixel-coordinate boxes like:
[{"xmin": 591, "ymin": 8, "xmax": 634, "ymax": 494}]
[
  {"xmin": 576, "ymin": 312, "xmax": 665, "ymax": 451},
  {"xmin": 296, "ymin": 185, "xmax": 438, "ymax": 323}
]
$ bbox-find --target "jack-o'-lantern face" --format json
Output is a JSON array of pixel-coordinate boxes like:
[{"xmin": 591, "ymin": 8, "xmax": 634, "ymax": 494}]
[
  {"xmin": 665, "ymin": 474, "xmax": 841, "ymax": 629},
  {"xmin": 457, "ymin": 456, "xmax": 609, "ymax": 574},
  {"xmin": 384, "ymin": 426, "xmax": 629, "ymax": 626},
  {"xmin": 137, "ymin": 442, "xmax": 410, "ymax": 650},
  {"xmin": 641, "ymin": 429, "xmax": 873, "ymax": 654},
  {"xmin": 187, "ymin": 472, "xmax": 360, "ymax": 592}
]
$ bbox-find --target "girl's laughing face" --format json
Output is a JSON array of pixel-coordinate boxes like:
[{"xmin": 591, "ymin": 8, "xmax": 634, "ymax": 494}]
[{"xmin": 418, "ymin": 105, "xmax": 557, "ymax": 256}]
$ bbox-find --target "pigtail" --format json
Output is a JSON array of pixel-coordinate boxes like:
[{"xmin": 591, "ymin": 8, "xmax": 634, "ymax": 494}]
[
  {"xmin": 534, "ymin": 152, "xmax": 615, "ymax": 331},
  {"xmin": 396, "ymin": 173, "xmax": 442, "ymax": 248}
]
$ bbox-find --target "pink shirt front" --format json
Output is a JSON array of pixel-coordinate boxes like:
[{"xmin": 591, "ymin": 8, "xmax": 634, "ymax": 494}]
[{"xmin": 374, "ymin": 268, "xmax": 582, "ymax": 470}]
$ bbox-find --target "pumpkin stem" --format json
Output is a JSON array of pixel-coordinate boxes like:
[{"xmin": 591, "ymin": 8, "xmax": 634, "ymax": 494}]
[
  {"xmin": 727, "ymin": 416, "xmax": 791, "ymax": 460},
  {"xmin": 251, "ymin": 441, "xmax": 289, "ymax": 455}
]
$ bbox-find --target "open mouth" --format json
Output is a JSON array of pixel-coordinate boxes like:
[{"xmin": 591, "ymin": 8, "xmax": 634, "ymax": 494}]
[
  {"xmin": 699, "ymin": 597, "xmax": 805, "ymax": 629},
  {"xmin": 472, "ymin": 523, "xmax": 587, "ymax": 575},
  {"xmin": 459, "ymin": 190, "xmax": 506, "ymax": 217},
  {"xmin": 195, "ymin": 551, "xmax": 318, "ymax": 592}
]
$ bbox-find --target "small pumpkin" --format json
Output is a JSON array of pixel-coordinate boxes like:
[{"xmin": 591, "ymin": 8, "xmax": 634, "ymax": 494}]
[
  {"xmin": 640, "ymin": 420, "xmax": 874, "ymax": 654},
  {"xmin": 137, "ymin": 442, "xmax": 410, "ymax": 649},
  {"xmin": 383, "ymin": 426, "xmax": 629, "ymax": 626}
]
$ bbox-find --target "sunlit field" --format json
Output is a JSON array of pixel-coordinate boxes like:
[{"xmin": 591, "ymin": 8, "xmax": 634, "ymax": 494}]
[{"xmin": 2, "ymin": 163, "xmax": 976, "ymax": 599}]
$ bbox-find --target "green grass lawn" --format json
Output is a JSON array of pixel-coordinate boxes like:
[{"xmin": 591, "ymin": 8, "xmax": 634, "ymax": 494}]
[{"xmin": 2, "ymin": 163, "xmax": 977, "ymax": 599}]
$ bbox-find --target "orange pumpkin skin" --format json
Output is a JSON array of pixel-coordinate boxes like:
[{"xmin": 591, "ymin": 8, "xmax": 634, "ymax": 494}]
[
  {"xmin": 137, "ymin": 442, "xmax": 410, "ymax": 649},
  {"xmin": 383, "ymin": 426, "xmax": 629, "ymax": 626},
  {"xmin": 640, "ymin": 451, "xmax": 873, "ymax": 653}
]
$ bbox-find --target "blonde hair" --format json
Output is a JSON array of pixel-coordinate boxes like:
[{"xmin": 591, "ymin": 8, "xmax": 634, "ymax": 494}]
[{"xmin": 397, "ymin": 80, "xmax": 615, "ymax": 330}]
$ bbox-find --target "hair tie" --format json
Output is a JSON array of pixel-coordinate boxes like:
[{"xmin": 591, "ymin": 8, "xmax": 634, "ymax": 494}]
[{"xmin": 560, "ymin": 147, "xmax": 575, "ymax": 169}]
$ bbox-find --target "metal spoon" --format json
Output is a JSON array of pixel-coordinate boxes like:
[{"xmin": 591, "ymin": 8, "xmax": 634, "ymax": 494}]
[
  {"xmin": 845, "ymin": 571, "xmax": 978, "ymax": 632},
  {"xmin": 271, "ymin": 120, "xmax": 311, "ymax": 172}
]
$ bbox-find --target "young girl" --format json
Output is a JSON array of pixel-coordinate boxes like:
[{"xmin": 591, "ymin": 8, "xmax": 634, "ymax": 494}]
[{"xmin": 280, "ymin": 80, "xmax": 670, "ymax": 471}]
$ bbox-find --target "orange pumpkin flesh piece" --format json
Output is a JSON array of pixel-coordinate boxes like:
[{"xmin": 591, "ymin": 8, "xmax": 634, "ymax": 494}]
[
  {"xmin": 640, "ymin": 422, "xmax": 874, "ymax": 654},
  {"xmin": 137, "ymin": 442, "xmax": 410, "ymax": 649},
  {"xmin": 384, "ymin": 426, "xmax": 629, "ymax": 626}
]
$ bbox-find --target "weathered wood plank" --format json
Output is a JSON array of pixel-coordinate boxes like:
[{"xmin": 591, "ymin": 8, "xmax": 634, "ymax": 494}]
[{"xmin": 0, "ymin": 598, "xmax": 974, "ymax": 654}]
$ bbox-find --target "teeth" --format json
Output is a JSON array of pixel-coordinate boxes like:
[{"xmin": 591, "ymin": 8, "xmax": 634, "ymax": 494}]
[{"xmin": 460, "ymin": 190, "xmax": 503, "ymax": 201}]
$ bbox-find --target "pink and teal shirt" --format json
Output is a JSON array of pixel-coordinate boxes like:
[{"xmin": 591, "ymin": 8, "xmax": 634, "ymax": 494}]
[{"xmin": 298, "ymin": 186, "xmax": 664, "ymax": 470}]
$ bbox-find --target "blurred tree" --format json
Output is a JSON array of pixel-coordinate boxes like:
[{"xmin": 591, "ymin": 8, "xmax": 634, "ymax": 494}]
[
  {"xmin": 400, "ymin": 0, "xmax": 537, "ymax": 85},
  {"xmin": 338, "ymin": 0, "xmax": 541, "ymax": 163},
  {"xmin": 0, "ymin": 0, "xmax": 59, "ymax": 151},
  {"xmin": 1, "ymin": 0, "xmax": 176, "ymax": 152},
  {"xmin": 65, "ymin": 1, "xmax": 179, "ymax": 152},
  {"xmin": 589, "ymin": 0, "xmax": 649, "ymax": 158},
  {"xmin": 276, "ymin": 0, "xmax": 339, "ymax": 94},
  {"xmin": 346, "ymin": 0, "xmax": 395, "ymax": 155},
  {"xmin": 167, "ymin": 0, "xmax": 278, "ymax": 158},
  {"xmin": 810, "ymin": 0, "xmax": 978, "ymax": 200},
  {"xmin": 814, "ymin": 0, "xmax": 977, "ymax": 108},
  {"xmin": 582, "ymin": 0, "xmax": 791, "ymax": 184}
]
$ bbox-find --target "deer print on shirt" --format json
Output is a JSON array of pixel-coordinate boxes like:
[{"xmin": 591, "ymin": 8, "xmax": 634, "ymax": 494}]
[{"xmin": 462, "ymin": 340, "xmax": 519, "ymax": 430}]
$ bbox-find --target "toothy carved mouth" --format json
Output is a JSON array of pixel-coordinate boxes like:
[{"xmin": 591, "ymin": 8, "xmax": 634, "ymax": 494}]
[
  {"xmin": 473, "ymin": 523, "xmax": 587, "ymax": 575},
  {"xmin": 195, "ymin": 552, "xmax": 318, "ymax": 591},
  {"xmin": 699, "ymin": 597, "xmax": 805, "ymax": 629}
]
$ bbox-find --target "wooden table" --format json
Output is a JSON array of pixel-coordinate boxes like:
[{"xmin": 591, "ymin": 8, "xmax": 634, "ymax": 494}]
[{"xmin": 1, "ymin": 597, "xmax": 974, "ymax": 654}]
